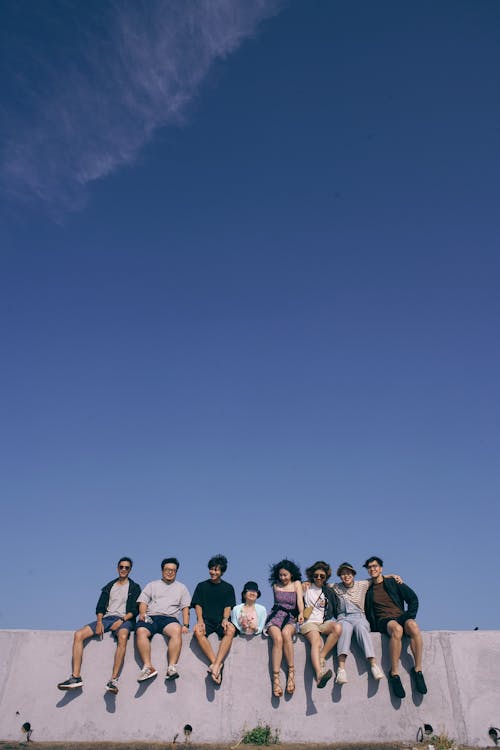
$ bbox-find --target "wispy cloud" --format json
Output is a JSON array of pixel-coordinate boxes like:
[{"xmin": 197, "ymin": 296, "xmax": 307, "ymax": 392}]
[{"xmin": 0, "ymin": 0, "xmax": 282, "ymax": 217}]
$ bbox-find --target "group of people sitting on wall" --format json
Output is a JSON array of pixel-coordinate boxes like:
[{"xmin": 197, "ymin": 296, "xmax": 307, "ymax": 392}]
[{"xmin": 57, "ymin": 554, "xmax": 427, "ymax": 701}]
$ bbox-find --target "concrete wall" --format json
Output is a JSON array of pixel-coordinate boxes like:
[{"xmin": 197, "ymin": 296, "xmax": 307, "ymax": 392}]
[{"xmin": 0, "ymin": 629, "xmax": 499, "ymax": 747}]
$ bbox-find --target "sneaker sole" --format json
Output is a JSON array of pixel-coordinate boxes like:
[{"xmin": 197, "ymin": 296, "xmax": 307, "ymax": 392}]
[
  {"xmin": 137, "ymin": 670, "xmax": 158, "ymax": 682},
  {"xmin": 58, "ymin": 683, "xmax": 83, "ymax": 690},
  {"xmin": 166, "ymin": 673, "xmax": 179, "ymax": 681},
  {"xmin": 106, "ymin": 687, "xmax": 118, "ymax": 694}
]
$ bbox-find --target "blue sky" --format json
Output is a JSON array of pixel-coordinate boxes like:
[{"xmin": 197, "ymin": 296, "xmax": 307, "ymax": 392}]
[{"xmin": 1, "ymin": 0, "xmax": 499, "ymax": 633}]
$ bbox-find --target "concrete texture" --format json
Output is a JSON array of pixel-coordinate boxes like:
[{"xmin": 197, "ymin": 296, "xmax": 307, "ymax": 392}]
[{"xmin": 0, "ymin": 629, "xmax": 499, "ymax": 746}]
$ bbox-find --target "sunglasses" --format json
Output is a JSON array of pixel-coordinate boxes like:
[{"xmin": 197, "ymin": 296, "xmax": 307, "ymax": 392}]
[
  {"xmin": 313, "ymin": 573, "xmax": 326, "ymax": 579},
  {"xmin": 119, "ymin": 565, "xmax": 131, "ymax": 570}
]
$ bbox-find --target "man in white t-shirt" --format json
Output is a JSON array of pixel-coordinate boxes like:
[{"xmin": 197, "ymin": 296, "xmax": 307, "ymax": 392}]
[
  {"xmin": 135, "ymin": 557, "xmax": 191, "ymax": 682},
  {"xmin": 57, "ymin": 557, "xmax": 141, "ymax": 694}
]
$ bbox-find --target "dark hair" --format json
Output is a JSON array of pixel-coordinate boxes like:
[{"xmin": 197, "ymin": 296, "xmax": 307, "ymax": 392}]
[
  {"xmin": 268, "ymin": 558, "xmax": 301, "ymax": 585},
  {"xmin": 363, "ymin": 556, "xmax": 383, "ymax": 568},
  {"xmin": 208, "ymin": 554, "xmax": 228, "ymax": 573},
  {"xmin": 161, "ymin": 557, "xmax": 180, "ymax": 570},
  {"xmin": 305, "ymin": 560, "xmax": 332, "ymax": 583},
  {"xmin": 118, "ymin": 557, "xmax": 133, "ymax": 568}
]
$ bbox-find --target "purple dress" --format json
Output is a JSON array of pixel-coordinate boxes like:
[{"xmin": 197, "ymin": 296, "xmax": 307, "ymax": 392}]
[{"xmin": 265, "ymin": 589, "xmax": 298, "ymax": 630}]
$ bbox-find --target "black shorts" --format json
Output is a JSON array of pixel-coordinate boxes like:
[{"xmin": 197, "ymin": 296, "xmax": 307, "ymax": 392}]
[
  {"xmin": 377, "ymin": 615, "xmax": 408, "ymax": 635},
  {"xmin": 136, "ymin": 615, "xmax": 179, "ymax": 635},
  {"xmin": 205, "ymin": 621, "xmax": 236, "ymax": 639}
]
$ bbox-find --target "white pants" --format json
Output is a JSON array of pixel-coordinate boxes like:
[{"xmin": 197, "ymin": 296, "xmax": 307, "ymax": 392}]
[{"xmin": 336, "ymin": 613, "xmax": 374, "ymax": 659}]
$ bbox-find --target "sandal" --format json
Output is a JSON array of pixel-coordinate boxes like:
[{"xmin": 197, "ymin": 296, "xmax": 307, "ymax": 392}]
[
  {"xmin": 272, "ymin": 671, "xmax": 283, "ymax": 697},
  {"xmin": 286, "ymin": 666, "xmax": 295, "ymax": 694}
]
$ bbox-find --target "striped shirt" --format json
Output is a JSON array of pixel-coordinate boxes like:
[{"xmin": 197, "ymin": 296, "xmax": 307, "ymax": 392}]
[{"xmin": 330, "ymin": 579, "xmax": 370, "ymax": 612}]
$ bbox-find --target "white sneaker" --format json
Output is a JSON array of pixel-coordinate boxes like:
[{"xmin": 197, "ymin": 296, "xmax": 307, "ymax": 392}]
[
  {"xmin": 335, "ymin": 667, "xmax": 348, "ymax": 684},
  {"xmin": 137, "ymin": 666, "xmax": 158, "ymax": 682},
  {"xmin": 371, "ymin": 664, "xmax": 384, "ymax": 681},
  {"xmin": 166, "ymin": 664, "xmax": 179, "ymax": 680}
]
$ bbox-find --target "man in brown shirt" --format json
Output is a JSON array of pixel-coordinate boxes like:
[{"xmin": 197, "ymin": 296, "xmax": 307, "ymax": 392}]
[{"xmin": 364, "ymin": 556, "xmax": 427, "ymax": 699}]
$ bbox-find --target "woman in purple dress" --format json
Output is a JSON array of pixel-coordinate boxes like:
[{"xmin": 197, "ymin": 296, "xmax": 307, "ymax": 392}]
[{"xmin": 265, "ymin": 559, "xmax": 304, "ymax": 697}]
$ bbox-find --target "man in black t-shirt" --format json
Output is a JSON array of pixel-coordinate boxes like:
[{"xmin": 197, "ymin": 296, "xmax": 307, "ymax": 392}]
[{"xmin": 191, "ymin": 554, "xmax": 236, "ymax": 685}]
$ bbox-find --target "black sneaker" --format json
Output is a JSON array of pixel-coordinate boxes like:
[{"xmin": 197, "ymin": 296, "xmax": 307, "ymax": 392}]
[
  {"xmin": 317, "ymin": 668, "xmax": 333, "ymax": 689},
  {"xmin": 106, "ymin": 679, "xmax": 119, "ymax": 694},
  {"xmin": 58, "ymin": 676, "xmax": 83, "ymax": 690},
  {"xmin": 389, "ymin": 673, "xmax": 406, "ymax": 699},
  {"xmin": 412, "ymin": 668, "xmax": 428, "ymax": 694}
]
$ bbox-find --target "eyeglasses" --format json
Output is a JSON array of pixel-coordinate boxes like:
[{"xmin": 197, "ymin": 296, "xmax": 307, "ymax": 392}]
[
  {"xmin": 163, "ymin": 567, "xmax": 177, "ymax": 573},
  {"xmin": 119, "ymin": 565, "xmax": 131, "ymax": 570},
  {"xmin": 366, "ymin": 564, "xmax": 379, "ymax": 569},
  {"xmin": 313, "ymin": 573, "xmax": 326, "ymax": 580}
]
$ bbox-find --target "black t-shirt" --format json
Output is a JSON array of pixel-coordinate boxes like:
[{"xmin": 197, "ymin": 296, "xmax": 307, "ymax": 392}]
[{"xmin": 191, "ymin": 579, "xmax": 236, "ymax": 626}]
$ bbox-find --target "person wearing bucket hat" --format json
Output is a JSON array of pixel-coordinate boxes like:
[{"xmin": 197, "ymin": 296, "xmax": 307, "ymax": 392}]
[
  {"xmin": 231, "ymin": 581, "xmax": 267, "ymax": 635},
  {"xmin": 331, "ymin": 562, "xmax": 385, "ymax": 686}
]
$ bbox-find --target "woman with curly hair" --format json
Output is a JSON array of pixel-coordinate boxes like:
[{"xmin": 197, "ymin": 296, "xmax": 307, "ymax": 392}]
[
  {"xmin": 265, "ymin": 559, "xmax": 304, "ymax": 697},
  {"xmin": 300, "ymin": 561, "xmax": 342, "ymax": 689}
]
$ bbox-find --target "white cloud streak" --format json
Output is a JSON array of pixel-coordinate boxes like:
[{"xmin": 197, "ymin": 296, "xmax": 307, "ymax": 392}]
[{"xmin": 1, "ymin": 0, "xmax": 282, "ymax": 217}]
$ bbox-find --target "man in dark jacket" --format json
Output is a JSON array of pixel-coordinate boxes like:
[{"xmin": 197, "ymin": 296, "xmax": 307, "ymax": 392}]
[
  {"xmin": 57, "ymin": 557, "xmax": 141, "ymax": 695},
  {"xmin": 364, "ymin": 556, "xmax": 427, "ymax": 699}
]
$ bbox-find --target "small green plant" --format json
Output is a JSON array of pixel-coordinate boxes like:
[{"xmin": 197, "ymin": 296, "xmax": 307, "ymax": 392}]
[
  {"xmin": 429, "ymin": 732, "xmax": 456, "ymax": 750},
  {"xmin": 242, "ymin": 723, "xmax": 279, "ymax": 745}
]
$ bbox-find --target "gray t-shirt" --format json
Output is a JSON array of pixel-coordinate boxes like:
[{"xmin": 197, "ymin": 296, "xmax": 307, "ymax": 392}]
[
  {"xmin": 138, "ymin": 579, "xmax": 191, "ymax": 617},
  {"xmin": 106, "ymin": 581, "xmax": 129, "ymax": 618}
]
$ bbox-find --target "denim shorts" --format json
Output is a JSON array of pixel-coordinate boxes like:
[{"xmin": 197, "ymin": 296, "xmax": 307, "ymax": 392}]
[
  {"xmin": 136, "ymin": 615, "xmax": 179, "ymax": 635},
  {"xmin": 88, "ymin": 615, "xmax": 134, "ymax": 635}
]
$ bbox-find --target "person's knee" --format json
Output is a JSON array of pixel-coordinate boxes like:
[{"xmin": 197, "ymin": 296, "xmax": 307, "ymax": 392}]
[
  {"xmin": 193, "ymin": 624, "xmax": 204, "ymax": 641},
  {"xmin": 390, "ymin": 624, "xmax": 404, "ymax": 639},
  {"xmin": 404, "ymin": 619, "xmax": 420, "ymax": 637},
  {"xmin": 117, "ymin": 630, "xmax": 129, "ymax": 645},
  {"xmin": 74, "ymin": 628, "xmax": 87, "ymax": 644},
  {"xmin": 334, "ymin": 623, "xmax": 342, "ymax": 636}
]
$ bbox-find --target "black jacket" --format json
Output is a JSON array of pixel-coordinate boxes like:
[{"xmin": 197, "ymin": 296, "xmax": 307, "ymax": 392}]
[
  {"xmin": 95, "ymin": 577, "xmax": 141, "ymax": 619},
  {"xmin": 321, "ymin": 585, "xmax": 338, "ymax": 621},
  {"xmin": 364, "ymin": 576, "xmax": 418, "ymax": 632}
]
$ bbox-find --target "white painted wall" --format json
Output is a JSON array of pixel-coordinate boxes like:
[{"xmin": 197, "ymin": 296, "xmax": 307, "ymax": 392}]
[{"xmin": 0, "ymin": 629, "xmax": 499, "ymax": 746}]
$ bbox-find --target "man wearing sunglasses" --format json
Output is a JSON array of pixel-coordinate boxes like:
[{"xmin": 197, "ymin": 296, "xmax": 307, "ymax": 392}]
[{"xmin": 57, "ymin": 557, "xmax": 141, "ymax": 695}]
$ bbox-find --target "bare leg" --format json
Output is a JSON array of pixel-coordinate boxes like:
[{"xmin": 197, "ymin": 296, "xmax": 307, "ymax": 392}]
[
  {"xmin": 305, "ymin": 630, "xmax": 323, "ymax": 681},
  {"xmin": 193, "ymin": 625, "xmax": 217, "ymax": 669},
  {"xmin": 269, "ymin": 625, "xmax": 284, "ymax": 673},
  {"xmin": 404, "ymin": 619, "xmax": 423, "ymax": 671},
  {"xmin": 282, "ymin": 624, "xmax": 296, "ymax": 693},
  {"xmin": 136, "ymin": 627, "xmax": 154, "ymax": 669},
  {"xmin": 212, "ymin": 625, "xmax": 236, "ymax": 678},
  {"xmin": 71, "ymin": 625, "xmax": 94, "ymax": 677},
  {"xmin": 386, "ymin": 620, "xmax": 403, "ymax": 675},
  {"xmin": 164, "ymin": 622, "xmax": 182, "ymax": 666},
  {"xmin": 320, "ymin": 621, "xmax": 342, "ymax": 663},
  {"xmin": 111, "ymin": 629, "xmax": 129, "ymax": 679}
]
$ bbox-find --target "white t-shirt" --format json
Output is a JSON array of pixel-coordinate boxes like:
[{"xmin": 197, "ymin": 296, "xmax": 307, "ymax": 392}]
[
  {"xmin": 304, "ymin": 584, "xmax": 328, "ymax": 624},
  {"xmin": 137, "ymin": 579, "xmax": 191, "ymax": 617},
  {"xmin": 106, "ymin": 581, "xmax": 129, "ymax": 618}
]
